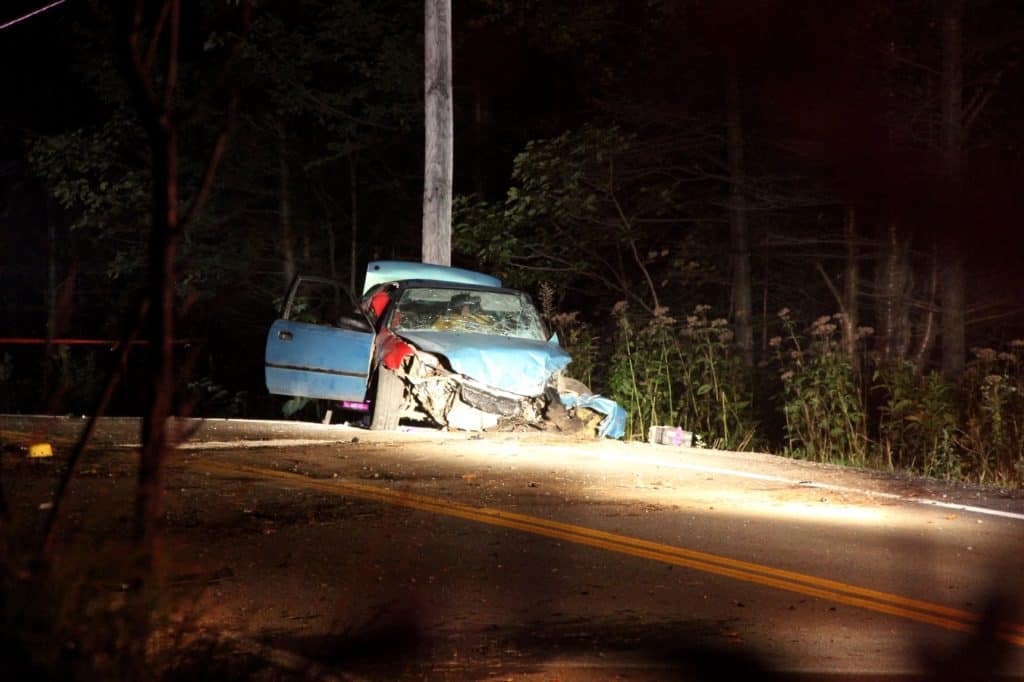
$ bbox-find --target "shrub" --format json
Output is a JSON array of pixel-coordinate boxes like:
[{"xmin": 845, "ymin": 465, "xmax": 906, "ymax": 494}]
[
  {"xmin": 875, "ymin": 362, "xmax": 961, "ymax": 479},
  {"xmin": 537, "ymin": 281, "xmax": 598, "ymax": 388},
  {"xmin": 957, "ymin": 343, "xmax": 1024, "ymax": 485},
  {"xmin": 608, "ymin": 303, "xmax": 755, "ymax": 449},
  {"xmin": 773, "ymin": 311, "xmax": 867, "ymax": 464}
]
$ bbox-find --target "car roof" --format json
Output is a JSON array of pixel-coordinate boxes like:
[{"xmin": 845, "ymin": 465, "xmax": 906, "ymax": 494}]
[
  {"xmin": 362, "ymin": 260, "xmax": 501, "ymax": 294},
  {"xmin": 367, "ymin": 279, "xmax": 523, "ymax": 297}
]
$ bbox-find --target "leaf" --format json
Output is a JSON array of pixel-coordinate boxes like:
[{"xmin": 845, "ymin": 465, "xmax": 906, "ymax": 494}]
[{"xmin": 696, "ymin": 384, "xmax": 713, "ymax": 396}]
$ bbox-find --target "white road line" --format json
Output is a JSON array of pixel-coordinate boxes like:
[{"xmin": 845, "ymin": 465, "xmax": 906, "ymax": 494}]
[{"xmin": 554, "ymin": 447, "xmax": 1024, "ymax": 523}]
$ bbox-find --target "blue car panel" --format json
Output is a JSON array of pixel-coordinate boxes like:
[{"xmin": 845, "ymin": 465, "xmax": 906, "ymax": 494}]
[
  {"xmin": 559, "ymin": 393, "xmax": 628, "ymax": 439},
  {"xmin": 264, "ymin": 319, "xmax": 373, "ymax": 402},
  {"xmin": 362, "ymin": 260, "xmax": 501, "ymax": 294},
  {"xmin": 397, "ymin": 331, "xmax": 571, "ymax": 397}
]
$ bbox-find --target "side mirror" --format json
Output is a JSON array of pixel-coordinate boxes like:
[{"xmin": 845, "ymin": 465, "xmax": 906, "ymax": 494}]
[{"xmin": 337, "ymin": 315, "xmax": 372, "ymax": 333}]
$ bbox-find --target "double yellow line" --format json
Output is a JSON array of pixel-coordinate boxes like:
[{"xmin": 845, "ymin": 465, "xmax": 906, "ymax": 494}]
[{"xmin": 195, "ymin": 460, "xmax": 1024, "ymax": 646}]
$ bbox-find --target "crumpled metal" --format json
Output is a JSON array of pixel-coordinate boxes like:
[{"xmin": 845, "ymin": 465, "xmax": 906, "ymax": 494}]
[
  {"xmin": 558, "ymin": 393, "xmax": 628, "ymax": 439},
  {"xmin": 396, "ymin": 331, "xmax": 571, "ymax": 397}
]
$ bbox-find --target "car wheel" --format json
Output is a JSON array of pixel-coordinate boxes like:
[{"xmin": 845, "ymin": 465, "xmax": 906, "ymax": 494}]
[{"xmin": 370, "ymin": 366, "xmax": 403, "ymax": 430}]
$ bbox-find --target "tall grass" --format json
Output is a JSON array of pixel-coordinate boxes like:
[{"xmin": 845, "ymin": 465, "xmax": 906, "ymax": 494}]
[
  {"xmin": 602, "ymin": 300, "xmax": 1023, "ymax": 487},
  {"xmin": 772, "ymin": 311, "xmax": 868, "ymax": 464},
  {"xmin": 607, "ymin": 303, "xmax": 756, "ymax": 450}
]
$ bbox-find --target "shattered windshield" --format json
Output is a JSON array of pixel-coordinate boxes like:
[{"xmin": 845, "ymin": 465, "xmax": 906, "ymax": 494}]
[{"xmin": 390, "ymin": 287, "xmax": 547, "ymax": 340}]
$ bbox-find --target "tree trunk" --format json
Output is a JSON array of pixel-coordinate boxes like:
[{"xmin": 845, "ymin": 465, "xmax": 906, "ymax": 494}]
[
  {"xmin": 842, "ymin": 206, "xmax": 860, "ymax": 362},
  {"xmin": 940, "ymin": 0, "xmax": 966, "ymax": 379},
  {"xmin": 137, "ymin": 113, "xmax": 178, "ymax": 563},
  {"xmin": 913, "ymin": 245, "xmax": 940, "ymax": 370},
  {"xmin": 423, "ymin": 0, "xmax": 452, "ymax": 266},
  {"xmin": 725, "ymin": 49, "xmax": 753, "ymax": 375},
  {"xmin": 875, "ymin": 217, "xmax": 912, "ymax": 364}
]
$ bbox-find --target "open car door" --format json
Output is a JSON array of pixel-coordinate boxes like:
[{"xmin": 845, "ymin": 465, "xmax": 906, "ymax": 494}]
[{"xmin": 264, "ymin": 276, "xmax": 374, "ymax": 402}]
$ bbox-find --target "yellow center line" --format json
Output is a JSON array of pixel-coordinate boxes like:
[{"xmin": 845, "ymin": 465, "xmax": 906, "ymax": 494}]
[{"xmin": 194, "ymin": 460, "xmax": 1024, "ymax": 646}]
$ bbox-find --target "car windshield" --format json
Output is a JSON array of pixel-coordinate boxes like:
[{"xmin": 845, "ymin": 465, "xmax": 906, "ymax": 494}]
[{"xmin": 390, "ymin": 287, "xmax": 547, "ymax": 341}]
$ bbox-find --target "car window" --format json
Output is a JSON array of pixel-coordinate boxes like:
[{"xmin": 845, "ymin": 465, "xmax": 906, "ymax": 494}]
[
  {"xmin": 391, "ymin": 287, "xmax": 547, "ymax": 340},
  {"xmin": 285, "ymin": 278, "xmax": 354, "ymax": 328}
]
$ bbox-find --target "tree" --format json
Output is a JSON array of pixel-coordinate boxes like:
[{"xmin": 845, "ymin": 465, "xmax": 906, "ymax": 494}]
[
  {"xmin": 422, "ymin": 0, "xmax": 452, "ymax": 265},
  {"xmin": 725, "ymin": 48, "xmax": 753, "ymax": 375},
  {"xmin": 455, "ymin": 124, "xmax": 728, "ymax": 316},
  {"xmin": 123, "ymin": 0, "xmax": 249, "ymax": 562},
  {"xmin": 939, "ymin": 0, "xmax": 965, "ymax": 379}
]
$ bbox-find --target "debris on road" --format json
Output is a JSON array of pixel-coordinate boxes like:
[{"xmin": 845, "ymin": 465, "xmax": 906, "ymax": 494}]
[{"xmin": 648, "ymin": 426, "xmax": 693, "ymax": 447}]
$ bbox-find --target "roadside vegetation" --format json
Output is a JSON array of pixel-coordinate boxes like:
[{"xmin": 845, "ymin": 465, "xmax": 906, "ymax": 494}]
[
  {"xmin": 455, "ymin": 122, "xmax": 1024, "ymax": 488},
  {"xmin": 535, "ymin": 292, "xmax": 1024, "ymax": 487}
]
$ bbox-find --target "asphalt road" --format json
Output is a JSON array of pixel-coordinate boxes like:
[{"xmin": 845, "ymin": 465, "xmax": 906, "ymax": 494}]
[{"xmin": 3, "ymin": 415, "xmax": 1024, "ymax": 680}]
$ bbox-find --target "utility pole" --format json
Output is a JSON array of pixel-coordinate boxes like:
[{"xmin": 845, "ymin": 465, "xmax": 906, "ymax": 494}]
[{"xmin": 422, "ymin": 0, "xmax": 453, "ymax": 265}]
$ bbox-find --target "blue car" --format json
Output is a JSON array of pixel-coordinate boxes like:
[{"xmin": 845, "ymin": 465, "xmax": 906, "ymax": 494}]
[{"xmin": 265, "ymin": 261, "xmax": 625, "ymax": 437}]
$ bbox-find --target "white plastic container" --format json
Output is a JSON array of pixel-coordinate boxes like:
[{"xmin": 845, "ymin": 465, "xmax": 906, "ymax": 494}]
[{"xmin": 647, "ymin": 426, "xmax": 693, "ymax": 447}]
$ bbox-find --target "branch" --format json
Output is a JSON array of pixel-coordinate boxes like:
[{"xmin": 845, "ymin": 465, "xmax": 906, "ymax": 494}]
[
  {"xmin": 607, "ymin": 156, "xmax": 660, "ymax": 310},
  {"xmin": 815, "ymin": 262, "xmax": 846, "ymax": 315},
  {"xmin": 127, "ymin": 0, "xmax": 158, "ymax": 112},
  {"xmin": 963, "ymin": 63, "xmax": 1014, "ymax": 134},
  {"xmin": 894, "ymin": 52, "xmax": 941, "ymax": 76},
  {"xmin": 180, "ymin": 2, "xmax": 252, "ymax": 124},
  {"xmin": 965, "ymin": 307, "xmax": 1024, "ymax": 327},
  {"xmin": 161, "ymin": 0, "xmax": 180, "ymax": 109},
  {"xmin": 143, "ymin": 0, "xmax": 172, "ymax": 74}
]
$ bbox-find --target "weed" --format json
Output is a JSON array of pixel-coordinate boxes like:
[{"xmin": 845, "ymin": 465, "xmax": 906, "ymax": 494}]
[
  {"xmin": 875, "ymin": 362, "xmax": 960, "ymax": 479},
  {"xmin": 957, "ymin": 343, "xmax": 1024, "ymax": 485},
  {"xmin": 773, "ymin": 311, "xmax": 867, "ymax": 464},
  {"xmin": 608, "ymin": 303, "xmax": 755, "ymax": 449}
]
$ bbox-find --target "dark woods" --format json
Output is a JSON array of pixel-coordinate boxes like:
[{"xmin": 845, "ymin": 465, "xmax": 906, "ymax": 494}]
[{"xmin": 1, "ymin": 0, "xmax": 1023, "ymax": 484}]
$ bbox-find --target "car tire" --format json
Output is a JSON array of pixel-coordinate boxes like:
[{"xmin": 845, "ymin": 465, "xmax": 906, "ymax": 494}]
[{"xmin": 370, "ymin": 366, "xmax": 403, "ymax": 430}]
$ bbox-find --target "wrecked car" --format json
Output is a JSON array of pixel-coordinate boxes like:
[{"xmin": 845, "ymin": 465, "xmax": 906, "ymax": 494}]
[{"xmin": 264, "ymin": 261, "xmax": 625, "ymax": 437}]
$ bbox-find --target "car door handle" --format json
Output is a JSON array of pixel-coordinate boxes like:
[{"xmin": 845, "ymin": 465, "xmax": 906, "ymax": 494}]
[{"xmin": 278, "ymin": 330, "xmax": 293, "ymax": 341}]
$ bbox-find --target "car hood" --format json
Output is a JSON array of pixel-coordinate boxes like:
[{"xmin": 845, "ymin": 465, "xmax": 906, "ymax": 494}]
[{"xmin": 396, "ymin": 331, "xmax": 571, "ymax": 397}]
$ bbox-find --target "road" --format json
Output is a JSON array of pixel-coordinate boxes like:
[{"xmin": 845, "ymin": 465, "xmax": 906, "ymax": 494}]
[{"xmin": 3, "ymin": 415, "xmax": 1024, "ymax": 680}]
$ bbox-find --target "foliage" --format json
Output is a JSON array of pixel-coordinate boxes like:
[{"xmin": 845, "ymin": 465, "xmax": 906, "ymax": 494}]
[
  {"xmin": 186, "ymin": 376, "xmax": 249, "ymax": 418},
  {"xmin": 244, "ymin": 0, "xmax": 420, "ymax": 139},
  {"xmin": 608, "ymin": 303, "xmax": 755, "ymax": 450},
  {"xmin": 767, "ymin": 315, "xmax": 1024, "ymax": 485},
  {"xmin": 772, "ymin": 311, "xmax": 868, "ymax": 464},
  {"xmin": 28, "ymin": 112, "xmax": 150, "ymax": 281},
  {"xmin": 875, "ymin": 362, "xmax": 961, "ymax": 479},
  {"xmin": 957, "ymin": 343, "xmax": 1024, "ymax": 486},
  {"xmin": 537, "ymin": 281, "xmax": 598, "ymax": 388},
  {"xmin": 455, "ymin": 124, "xmax": 715, "ymax": 312}
]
